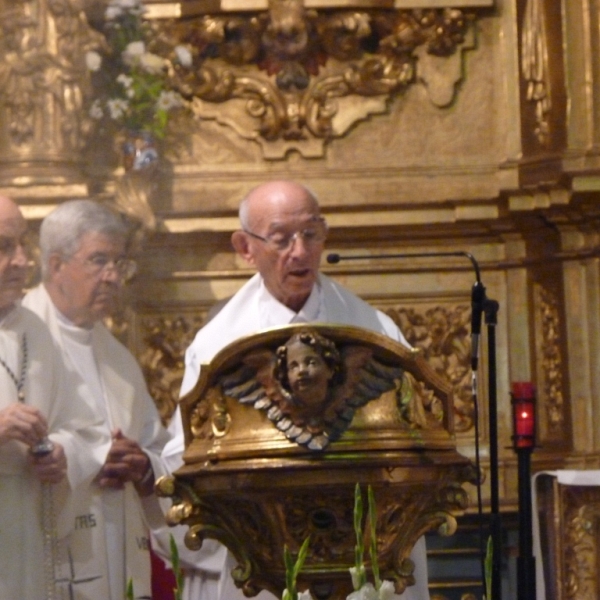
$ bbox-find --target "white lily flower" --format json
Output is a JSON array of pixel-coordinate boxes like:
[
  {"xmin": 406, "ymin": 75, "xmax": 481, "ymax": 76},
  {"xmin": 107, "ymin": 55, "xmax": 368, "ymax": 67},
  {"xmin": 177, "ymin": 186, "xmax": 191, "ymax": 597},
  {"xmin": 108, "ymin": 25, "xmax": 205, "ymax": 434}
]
[
  {"xmin": 174, "ymin": 45, "xmax": 193, "ymax": 67},
  {"xmin": 378, "ymin": 580, "xmax": 395, "ymax": 600},
  {"xmin": 85, "ymin": 51, "xmax": 102, "ymax": 72},
  {"xmin": 298, "ymin": 590, "xmax": 314, "ymax": 600},
  {"xmin": 349, "ymin": 566, "xmax": 366, "ymax": 591},
  {"xmin": 347, "ymin": 583, "xmax": 379, "ymax": 600}
]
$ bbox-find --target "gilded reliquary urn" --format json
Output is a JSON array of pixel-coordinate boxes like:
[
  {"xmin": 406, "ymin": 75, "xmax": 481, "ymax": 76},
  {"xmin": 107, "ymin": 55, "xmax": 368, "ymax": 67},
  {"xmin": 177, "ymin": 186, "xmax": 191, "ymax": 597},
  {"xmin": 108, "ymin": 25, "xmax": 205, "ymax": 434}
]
[{"xmin": 157, "ymin": 324, "xmax": 477, "ymax": 599}]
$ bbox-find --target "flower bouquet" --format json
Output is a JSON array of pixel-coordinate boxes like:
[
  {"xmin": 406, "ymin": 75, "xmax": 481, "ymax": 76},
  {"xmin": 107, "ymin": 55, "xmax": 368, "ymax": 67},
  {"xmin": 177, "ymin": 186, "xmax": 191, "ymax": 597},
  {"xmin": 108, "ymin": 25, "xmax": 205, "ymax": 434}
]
[{"xmin": 85, "ymin": 0, "xmax": 191, "ymax": 168}]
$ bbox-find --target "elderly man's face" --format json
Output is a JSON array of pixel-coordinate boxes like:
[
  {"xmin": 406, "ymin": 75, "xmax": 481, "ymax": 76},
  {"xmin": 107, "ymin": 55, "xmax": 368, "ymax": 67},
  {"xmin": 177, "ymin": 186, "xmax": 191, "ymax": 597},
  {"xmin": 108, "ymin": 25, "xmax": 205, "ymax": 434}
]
[
  {"xmin": 237, "ymin": 186, "xmax": 326, "ymax": 312},
  {"xmin": 51, "ymin": 231, "xmax": 127, "ymax": 327},
  {"xmin": 0, "ymin": 210, "xmax": 29, "ymax": 312}
]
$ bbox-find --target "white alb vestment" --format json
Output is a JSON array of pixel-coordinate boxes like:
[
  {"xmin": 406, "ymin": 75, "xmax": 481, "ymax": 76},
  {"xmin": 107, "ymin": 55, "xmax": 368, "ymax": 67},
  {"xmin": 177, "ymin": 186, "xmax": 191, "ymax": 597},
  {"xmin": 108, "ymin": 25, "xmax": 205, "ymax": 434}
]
[
  {"xmin": 158, "ymin": 273, "xmax": 431, "ymax": 600},
  {"xmin": 0, "ymin": 304, "xmax": 107, "ymax": 600},
  {"xmin": 24, "ymin": 284, "xmax": 170, "ymax": 600}
]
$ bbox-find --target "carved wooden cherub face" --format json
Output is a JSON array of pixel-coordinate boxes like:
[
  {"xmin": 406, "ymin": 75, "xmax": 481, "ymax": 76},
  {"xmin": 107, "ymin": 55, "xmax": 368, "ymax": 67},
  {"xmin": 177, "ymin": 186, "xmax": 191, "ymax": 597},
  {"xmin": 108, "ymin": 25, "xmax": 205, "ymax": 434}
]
[{"xmin": 285, "ymin": 338, "xmax": 334, "ymax": 407}]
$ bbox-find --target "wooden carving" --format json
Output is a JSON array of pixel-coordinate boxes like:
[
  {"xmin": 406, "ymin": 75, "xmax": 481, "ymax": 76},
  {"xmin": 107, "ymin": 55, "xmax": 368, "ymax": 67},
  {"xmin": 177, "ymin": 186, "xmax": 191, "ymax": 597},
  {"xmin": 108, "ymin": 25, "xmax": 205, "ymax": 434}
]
[
  {"xmin": 157, "ymin": 323, "xmax": 476, "ymax": 599},
  {"xmin": 221, "ymin": 328, "xmax": 403, "ymax": 450}
]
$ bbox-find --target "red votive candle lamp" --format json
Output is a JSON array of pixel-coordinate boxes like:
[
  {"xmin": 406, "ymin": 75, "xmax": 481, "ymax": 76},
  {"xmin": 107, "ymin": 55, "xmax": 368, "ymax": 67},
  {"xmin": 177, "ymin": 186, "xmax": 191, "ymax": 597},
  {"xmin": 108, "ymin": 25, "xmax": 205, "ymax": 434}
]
[{"xmin": 511, "ymin": 382, "xmax": 536, "ymax": 450}]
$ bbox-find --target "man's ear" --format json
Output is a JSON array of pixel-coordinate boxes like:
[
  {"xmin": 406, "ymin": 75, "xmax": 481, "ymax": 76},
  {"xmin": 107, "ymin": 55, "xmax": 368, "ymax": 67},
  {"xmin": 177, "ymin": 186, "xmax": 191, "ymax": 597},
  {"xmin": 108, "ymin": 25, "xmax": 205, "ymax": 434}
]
[
  {"xmin": 46, "ymin": 253, "xmax": 64, "ymax": 278},
  {"xmin": 231, "ymin": 230, "xmax": 256, "ymax": 266}
]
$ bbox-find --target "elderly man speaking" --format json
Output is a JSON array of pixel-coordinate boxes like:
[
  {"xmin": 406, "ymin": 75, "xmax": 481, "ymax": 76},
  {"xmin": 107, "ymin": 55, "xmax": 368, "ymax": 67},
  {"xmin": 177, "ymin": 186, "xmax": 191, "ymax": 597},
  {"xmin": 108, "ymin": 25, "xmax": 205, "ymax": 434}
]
[
  {"xmin": 158, "ymin": 180, "xmax": 431, "ymax": 600},
  {"xmin": 23, "ymin": 200, "xmax": 169, "ymax": 600}
]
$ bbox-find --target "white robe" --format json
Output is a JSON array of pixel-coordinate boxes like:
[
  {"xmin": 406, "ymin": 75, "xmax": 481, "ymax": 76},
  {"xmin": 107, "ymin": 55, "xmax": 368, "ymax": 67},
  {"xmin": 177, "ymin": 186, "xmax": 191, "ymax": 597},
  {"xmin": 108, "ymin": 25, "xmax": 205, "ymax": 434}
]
[
  {"xmin": 157, "ymin": 273, "xmax": 430, "ymax": 600},
  {"xmin": 0, "ymin": 304, "xmax": 107, "ymax": 600},
  {"xmin": 23, "ymin": 284, "xmax": 170, "ymax": 600}
]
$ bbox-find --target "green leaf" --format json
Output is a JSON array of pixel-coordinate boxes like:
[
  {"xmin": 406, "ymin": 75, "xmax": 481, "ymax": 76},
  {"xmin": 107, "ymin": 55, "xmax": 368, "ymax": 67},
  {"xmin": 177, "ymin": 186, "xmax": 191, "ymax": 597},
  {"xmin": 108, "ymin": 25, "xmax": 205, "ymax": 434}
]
[
  {"xmin": 484, "ymin": 535, "xmax": 493, "ymax": 600},
  {"xmin": 170, "ymin": 533, "xmax": 184, "ymax": 600},
  {"xmin": 367, "ymin": 486, "xmax": 381, "ymax": 590},
  {"xmin": 126, "ymin": 578, "xmax": 134, "ymax": 600},
  {"xmin": 282, "ymin": 536, "xmax": 310, "ymax": 600}
]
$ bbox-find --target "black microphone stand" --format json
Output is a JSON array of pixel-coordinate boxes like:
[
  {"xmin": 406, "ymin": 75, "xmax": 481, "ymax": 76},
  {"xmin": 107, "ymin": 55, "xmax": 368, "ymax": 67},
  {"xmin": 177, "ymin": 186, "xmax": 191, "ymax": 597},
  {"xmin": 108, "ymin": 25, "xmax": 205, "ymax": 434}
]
[
  {"xmin": 466, "ymin": 272, "xmax": 502, "ymax": 600},
  {"xmin": 327, "ymin": 251, "xmax": 502, "ymax": 600},
  {"xmin": 484, "ymin": 295, "xmax": 501, "ymax": 600}
]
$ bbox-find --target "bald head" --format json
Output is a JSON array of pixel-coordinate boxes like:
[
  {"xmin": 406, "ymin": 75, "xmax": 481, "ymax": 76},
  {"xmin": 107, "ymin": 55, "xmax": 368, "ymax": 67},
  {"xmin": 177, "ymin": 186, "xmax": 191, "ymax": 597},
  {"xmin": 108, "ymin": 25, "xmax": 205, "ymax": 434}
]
[
  {"xmin": 0, "ymin": 194, "xmax": 25, "ymax": 223},
  {"xmin": 232, "ymin": 180, "xmax": 326, "ymax": 312},
  {"xmin": 239, "ymin": 181, "xmax": 320, "ymax": 232},
  {"xmin": 0, "ymin": 195, "xmax": 28, "ymax": 313}
]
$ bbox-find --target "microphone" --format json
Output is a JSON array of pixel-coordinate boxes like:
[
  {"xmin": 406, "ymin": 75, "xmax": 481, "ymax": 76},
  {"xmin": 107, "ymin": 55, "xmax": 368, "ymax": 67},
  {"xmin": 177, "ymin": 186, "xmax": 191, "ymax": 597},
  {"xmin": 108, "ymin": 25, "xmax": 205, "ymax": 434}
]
[
  {"xmin": 470, "ymin": 280, "xmax": 486, "ymax": 372},
  {"xmin": 327, "ymin": 250, "xmax": 485, "ymax": 371},
  {"xmin": 327, "ymin": 251, "xmax": 481, "ymax": 280}
]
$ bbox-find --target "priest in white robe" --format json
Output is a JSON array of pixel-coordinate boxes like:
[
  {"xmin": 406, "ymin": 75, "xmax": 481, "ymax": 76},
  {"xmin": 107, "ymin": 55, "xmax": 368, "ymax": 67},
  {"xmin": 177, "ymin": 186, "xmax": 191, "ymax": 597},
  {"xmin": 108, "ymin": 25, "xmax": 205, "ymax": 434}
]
[
  {"xmin": 157, "ymin": 180, "xmax": 431, "ymax": 600},
  {"xmin": 0, "ymin": 194, "xmax": 107, "ymax": 600},
  {"xmin": 23, "ymin": 199, "xmax": 170, "ymax": 600}
]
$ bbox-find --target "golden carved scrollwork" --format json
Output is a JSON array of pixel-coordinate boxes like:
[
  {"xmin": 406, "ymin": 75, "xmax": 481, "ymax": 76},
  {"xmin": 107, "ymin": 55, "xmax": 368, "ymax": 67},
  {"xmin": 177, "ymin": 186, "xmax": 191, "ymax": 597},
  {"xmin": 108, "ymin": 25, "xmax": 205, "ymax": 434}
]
[
  {"xmin": 561, "ymin": 486, "xmax": 600, "ymax": 600},
  {"xmin": 534, "ymin": 283, "xmax": 565, "ymax": 438},
  {"xmin": 158, "ymin": 468, "xmax": 474, "ymax": 598},
  {"xmin": 385, "ymin": 304, "xmax": 473, "ymax": 433},
  {"xmin": 0, "ymin": 0, "xmax": 102, "ymax": 181},
  {"xmin": 155, "ymin": 3, "xmax": 474, "ymax": 157},
  {"xmin": 138, "ymin": 313, "xmax": 207, "ymax": 425}
]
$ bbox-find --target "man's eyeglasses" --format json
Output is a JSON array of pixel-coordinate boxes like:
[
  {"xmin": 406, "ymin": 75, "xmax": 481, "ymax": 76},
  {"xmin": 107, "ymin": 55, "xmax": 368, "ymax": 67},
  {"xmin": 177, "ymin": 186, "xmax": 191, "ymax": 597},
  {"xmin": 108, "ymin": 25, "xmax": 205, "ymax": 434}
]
[
  {"xmin": 82, "ymin": 254, "xmax": 137, "ymax": 280},
  {"xmin": 244, "ymin": 218, "xmax": 328, "ymax": 252}
]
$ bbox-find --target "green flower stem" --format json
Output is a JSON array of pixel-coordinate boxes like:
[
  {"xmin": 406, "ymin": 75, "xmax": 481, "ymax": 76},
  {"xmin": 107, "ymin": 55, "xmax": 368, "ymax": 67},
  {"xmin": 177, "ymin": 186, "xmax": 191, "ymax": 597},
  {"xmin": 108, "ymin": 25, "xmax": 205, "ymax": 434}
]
[
  {"xmin": 283, "ymin": 536, "xmax": 310, "ymax": 600},
  {"xmin": 170, "ymin": 533, "xmax": 184, "ymax": 600},
  {"xmin": 367, "ymin": 486, "xmax": 381, "ymax": 591},
  {"xmin": 353, "ymin": 483, "xmax": 367, "ymax": 590}
]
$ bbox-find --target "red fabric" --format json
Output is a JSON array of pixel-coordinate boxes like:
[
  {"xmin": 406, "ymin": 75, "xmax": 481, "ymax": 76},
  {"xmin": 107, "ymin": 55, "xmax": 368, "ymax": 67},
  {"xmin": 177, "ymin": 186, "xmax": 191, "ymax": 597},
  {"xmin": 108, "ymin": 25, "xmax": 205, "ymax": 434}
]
[{"xmin": 151, "ymin": 546, "xmax": 176, "ymax": 600}]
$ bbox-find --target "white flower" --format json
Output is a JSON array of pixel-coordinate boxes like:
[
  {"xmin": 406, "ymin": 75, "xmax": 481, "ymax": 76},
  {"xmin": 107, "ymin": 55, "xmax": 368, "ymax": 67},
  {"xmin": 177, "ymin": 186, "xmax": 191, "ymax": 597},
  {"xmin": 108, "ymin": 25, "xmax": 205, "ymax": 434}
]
[
  {"xmin": 139, "ymin": 52, "xmax": 167, "ymax": 75},
  {"xmin": 116, "ymin": 73, "xmax": 133, "ymax": 88},
  {"xmin": 174, "ymin": 45, "xmax": 193, "ymax": 67},
  {"xmin": 298, "ymin": 591, "xmax": 314, "ymax": 600},
  {"xmin": 107, "ymin": 98, "xmax": 129, "ymax": 119},
  {"xmin": 105, "ymin": 5, "xmax": 123, "ymax": 20},
  {"xmin": 85, "ymin": 51, "xmax": 102, "ymax": 72},
  {"xmin": 119, "ymin": 0, "xmax": 142, "ymax": 8},
  {"xmin": 156, "ymin": 90, "xmax": 183, "ymax": 111},
  {"xmin": 122, "ymin": 41, "xmax": 146, "ymax": 66},
  {"xmin": 349, "ymin": 566, "xmax": 366, "ymax": 591},
  {"xmin": 346, "ymin": 583, "xmax": 378, "ymax": 600},
  {"xmin": 89, "ymin": 99, "xmax": 104, "ymax": 119},
  {"xmin": 377, "ymin": 581, "xmax": 395, "ymax": 600},
  {"xmin": 106, "ymin": 0, "xmax": 142, "ymax": 15}
]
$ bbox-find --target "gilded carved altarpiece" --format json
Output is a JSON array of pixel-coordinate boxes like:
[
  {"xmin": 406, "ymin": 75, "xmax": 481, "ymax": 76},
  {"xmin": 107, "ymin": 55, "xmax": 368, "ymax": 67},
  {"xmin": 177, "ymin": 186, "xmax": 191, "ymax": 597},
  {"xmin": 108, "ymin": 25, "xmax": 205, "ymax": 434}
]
[{"xmin": 2, "ymin": 0, "xmax": 600, "ymax": 595}]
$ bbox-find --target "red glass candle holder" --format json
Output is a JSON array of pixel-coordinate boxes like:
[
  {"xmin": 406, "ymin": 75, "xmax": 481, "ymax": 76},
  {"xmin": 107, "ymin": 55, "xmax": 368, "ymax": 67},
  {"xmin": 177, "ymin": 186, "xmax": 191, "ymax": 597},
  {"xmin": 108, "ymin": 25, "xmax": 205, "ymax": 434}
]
[{"xmin": 511, "ymin": 382, "xmax": 536, "ymax": 450}]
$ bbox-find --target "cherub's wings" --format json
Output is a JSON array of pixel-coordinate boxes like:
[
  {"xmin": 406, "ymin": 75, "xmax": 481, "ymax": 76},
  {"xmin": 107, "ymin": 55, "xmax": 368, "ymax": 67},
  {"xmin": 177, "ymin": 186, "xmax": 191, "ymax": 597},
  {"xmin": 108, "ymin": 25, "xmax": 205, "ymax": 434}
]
[
  {"xmin": 323, "ymin": 345, "xmax": 404, "ymax": 439},
  {"xmin": 219, "ymin": 344, "xmax": 404, "ymax": 451},
  {"xmin": 220, "ymin": 348, "xmax": 281, "ymax": 410},
  {"xmin": 221, "ymin": 349, "xmax": 317, "ymax": 445}
]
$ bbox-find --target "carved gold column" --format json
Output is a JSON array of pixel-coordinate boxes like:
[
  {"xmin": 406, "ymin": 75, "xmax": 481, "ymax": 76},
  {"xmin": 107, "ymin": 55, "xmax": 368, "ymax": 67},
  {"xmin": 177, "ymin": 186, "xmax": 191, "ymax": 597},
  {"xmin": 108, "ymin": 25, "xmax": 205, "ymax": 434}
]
[{"xmin": 0, "ymin": 0, "xmax": 99, "ymax": 186}]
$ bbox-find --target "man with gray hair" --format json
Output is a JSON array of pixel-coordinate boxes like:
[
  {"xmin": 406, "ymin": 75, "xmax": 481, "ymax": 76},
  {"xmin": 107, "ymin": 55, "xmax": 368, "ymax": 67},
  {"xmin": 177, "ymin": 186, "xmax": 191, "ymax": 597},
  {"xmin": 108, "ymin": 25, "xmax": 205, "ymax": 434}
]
[{"xmin": 23, "ymin": 199, "xmax": 169, "ymax": 600}]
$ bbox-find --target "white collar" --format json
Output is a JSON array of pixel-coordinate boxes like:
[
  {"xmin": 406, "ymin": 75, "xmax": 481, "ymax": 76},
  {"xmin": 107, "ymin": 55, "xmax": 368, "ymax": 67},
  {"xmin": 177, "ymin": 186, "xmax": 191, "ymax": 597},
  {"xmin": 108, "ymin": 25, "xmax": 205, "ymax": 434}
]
[{"xmin": 257, "ymin": 277, "xmax": 323, "ymax": 328}]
